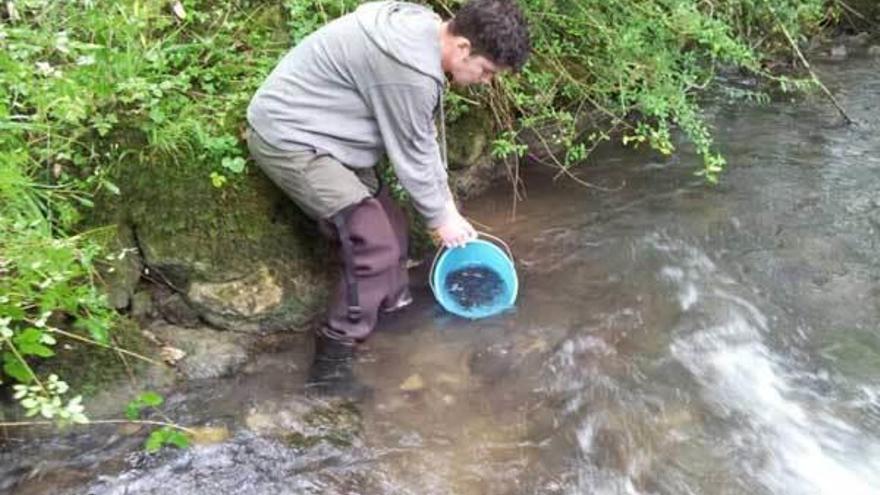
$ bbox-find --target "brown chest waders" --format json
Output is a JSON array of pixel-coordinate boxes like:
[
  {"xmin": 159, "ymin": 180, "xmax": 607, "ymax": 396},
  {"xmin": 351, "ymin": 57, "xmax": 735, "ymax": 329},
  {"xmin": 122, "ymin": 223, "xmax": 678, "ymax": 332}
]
[
  {"xmin": 322, "ymin": 186, "xmax": 410, "ymax": 342},
  {"xmin": 332, "ymin": 205, "xmax": 364, "ymax": 325}
]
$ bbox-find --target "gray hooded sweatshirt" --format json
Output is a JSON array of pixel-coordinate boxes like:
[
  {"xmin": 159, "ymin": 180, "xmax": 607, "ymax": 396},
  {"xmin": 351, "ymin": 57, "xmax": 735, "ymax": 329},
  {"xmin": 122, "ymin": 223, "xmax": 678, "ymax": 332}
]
[{"xmin": 247, "ymin": 1, "xmax": 452, "ymax": 227}]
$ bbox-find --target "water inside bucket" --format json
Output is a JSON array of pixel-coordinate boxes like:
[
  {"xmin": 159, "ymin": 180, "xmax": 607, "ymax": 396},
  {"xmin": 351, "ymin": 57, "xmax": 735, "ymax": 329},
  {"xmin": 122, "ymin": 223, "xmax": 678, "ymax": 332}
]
[{"xmin": 444, "ymin": 265, "xmax": 506, "ymax": 310}]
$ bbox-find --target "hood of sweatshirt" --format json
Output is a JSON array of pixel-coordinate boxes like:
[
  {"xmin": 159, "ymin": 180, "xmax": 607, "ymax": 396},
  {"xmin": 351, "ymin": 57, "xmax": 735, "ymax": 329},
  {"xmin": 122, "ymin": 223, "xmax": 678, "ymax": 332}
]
[{"xmin": 354, "ymin": 1, "xmax": 445, "ymax": 86}]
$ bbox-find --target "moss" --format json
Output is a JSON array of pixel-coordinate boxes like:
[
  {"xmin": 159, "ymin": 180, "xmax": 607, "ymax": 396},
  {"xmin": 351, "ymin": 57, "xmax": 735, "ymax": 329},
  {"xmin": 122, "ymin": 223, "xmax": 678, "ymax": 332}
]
[
  {"xmin": 33, "ymin": 317, "xmax": 154, "ymax": 399},
  {"xmin": 446, "ymin": 108, "xmax": 494, "ymax": 171},
  {"xmin": 282, "ymin": 431, "xmax": 323, "ymax": 449},
  {"xmin": 278, "ymin": 402, "xmax": 361, "ymax": 449},
  {"xmin": 90, "ymin": 151, "xmax": 329, "ymax": 324},
  {"xmin": 820, "ymin": 330, "xmax": 880, "ymax": 382},
  {"xmin": 304, "ymin": 401, "xmax": 361, "ymax": 445}
]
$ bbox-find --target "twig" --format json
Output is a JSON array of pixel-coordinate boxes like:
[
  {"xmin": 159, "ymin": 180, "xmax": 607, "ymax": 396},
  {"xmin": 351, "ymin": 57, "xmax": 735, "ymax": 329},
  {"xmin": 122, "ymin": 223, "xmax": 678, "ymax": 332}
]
[
  {"xmin": 48, "ymin": 327, "xmax": 165, "ymax": 366},
  {"xmin": 463, "ymin": 216, "xmax": 495, "ymax": 232},
  {"xmin": 554, "ymin": 161, "xmax": 626, "ymax": 193},
  {"xmin": 494, "ymin": 74, "xmax": 627, "ymax": 193},
  {"xmin": 512, "ymin": 155, "xmax": 520, "ymax": 219},
  {"xmin": 525, "ymin": 128, "xmax": 623, "ymax": 192},
  {"xmin": 551, "ymin": 125, "xmax": 617, "ymax": 182},
  {"xmin": 1, "ymin": 337, "xmax": 47, "ymax": 394},
  {"xmin": 835, "ymin": 0, "xmax": 868, "ymax": 22},
  {"xmin": 774, "ymin": 14, "xmax": 854, "ymax": 125},
  {"xmin": 111, "ymin": 334, "xmax": 139, "ymax": 388},
  {"xmin": 0, "ymin": 419, "xmax": 196, "ymax": 435},
  {"xmin": 485, "ymin": 79, "xmax": 526, "ymax": 218}
]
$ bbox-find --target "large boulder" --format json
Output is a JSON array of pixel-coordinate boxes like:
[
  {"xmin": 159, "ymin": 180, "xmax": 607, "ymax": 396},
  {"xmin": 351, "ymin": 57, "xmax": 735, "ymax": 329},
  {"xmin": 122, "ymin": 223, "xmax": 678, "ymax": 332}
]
[{"xmin": 98, "ymin": 156, "xmax": 329, "ymax": 334}]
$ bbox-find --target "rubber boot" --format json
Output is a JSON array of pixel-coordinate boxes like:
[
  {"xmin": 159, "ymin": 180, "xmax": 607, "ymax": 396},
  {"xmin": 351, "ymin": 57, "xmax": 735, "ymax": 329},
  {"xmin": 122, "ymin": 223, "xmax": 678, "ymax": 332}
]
[{"xmin": 305, "ymin": 332, "xmax": 371, "ymax": 401}]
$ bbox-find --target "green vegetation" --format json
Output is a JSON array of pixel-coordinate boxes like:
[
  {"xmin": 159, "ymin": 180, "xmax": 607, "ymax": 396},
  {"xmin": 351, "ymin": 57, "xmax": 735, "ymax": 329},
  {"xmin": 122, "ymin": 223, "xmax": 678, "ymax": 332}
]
[
  {"xmin": 0, "ymin": 0, "xmax": 853, "ymax": 433},
  {"xmin": 472, "ymin": 0, "xmax": 829, "ymax": 183}
]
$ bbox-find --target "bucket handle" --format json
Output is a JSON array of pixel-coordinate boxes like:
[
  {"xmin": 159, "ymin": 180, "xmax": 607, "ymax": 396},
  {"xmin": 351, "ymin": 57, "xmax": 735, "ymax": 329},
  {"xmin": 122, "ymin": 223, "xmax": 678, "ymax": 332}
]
[{"xmin": 428, "ymin": 231, "xmax": 514, "ymax": 295}]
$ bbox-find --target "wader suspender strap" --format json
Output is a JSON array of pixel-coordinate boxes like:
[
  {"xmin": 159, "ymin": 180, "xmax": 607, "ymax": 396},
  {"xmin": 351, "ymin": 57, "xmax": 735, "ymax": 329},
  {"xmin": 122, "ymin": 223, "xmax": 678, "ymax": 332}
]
[{"xmin": 332, "ymin": 208, "xmax": 362, "ymax": 323}]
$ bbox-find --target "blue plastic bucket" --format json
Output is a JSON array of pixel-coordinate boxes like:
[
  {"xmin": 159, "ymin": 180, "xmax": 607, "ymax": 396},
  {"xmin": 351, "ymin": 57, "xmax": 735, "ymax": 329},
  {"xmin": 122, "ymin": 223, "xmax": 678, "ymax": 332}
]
[{"xmin": 430, "ymin": 234, "xmax": 518, "ymax": 319}]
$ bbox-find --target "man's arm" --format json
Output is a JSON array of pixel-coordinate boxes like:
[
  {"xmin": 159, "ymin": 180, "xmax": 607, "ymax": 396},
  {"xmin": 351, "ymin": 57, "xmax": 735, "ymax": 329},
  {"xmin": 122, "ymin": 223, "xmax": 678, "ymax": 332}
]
[{"xmin": 365, "ymin": 83, "xmax": 476, "ymax": 247}]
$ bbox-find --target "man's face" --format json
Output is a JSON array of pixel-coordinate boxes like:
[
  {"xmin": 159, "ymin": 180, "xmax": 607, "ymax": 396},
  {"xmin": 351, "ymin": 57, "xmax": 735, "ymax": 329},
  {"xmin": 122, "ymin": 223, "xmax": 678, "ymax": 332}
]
[{"xmin": 448, "ymin": 51, "xmax": 503, "ymax": 86}]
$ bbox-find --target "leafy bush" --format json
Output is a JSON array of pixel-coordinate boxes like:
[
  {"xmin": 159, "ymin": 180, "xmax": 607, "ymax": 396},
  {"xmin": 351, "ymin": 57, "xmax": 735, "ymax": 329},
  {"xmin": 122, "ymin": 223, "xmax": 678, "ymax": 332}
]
[
  {"xmin": 0, "ymin": 0, "xmax": 291, "ymax": 423},
  {"xmin": 460, "ymin": 0, "xmax": 829, "ymax": 183}
]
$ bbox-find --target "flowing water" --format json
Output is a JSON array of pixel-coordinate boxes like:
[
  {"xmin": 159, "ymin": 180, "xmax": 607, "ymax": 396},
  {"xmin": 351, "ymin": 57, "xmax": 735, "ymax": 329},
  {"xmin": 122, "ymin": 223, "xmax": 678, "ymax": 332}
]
[{"xmin": 3, "ymin": 53, "xmax": 880, "ymax": 495}]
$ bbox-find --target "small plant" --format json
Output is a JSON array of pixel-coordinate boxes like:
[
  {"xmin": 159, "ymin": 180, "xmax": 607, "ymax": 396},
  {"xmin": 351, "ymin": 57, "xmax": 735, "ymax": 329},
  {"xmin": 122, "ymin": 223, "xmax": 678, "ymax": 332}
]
[
  {"xmin": 491, "ymin": 130, "xmax": 529, "ymax": 160},
  {"xmin": 12, "ymin": 374, "xmax": 88, "ymax": 425},
  {"xmin": 126, "ymin": 391, "xmax": 191, "ymax": 453},
  {"xmin": 436, "ymin": 0, "xmax": 828, "ymax": 183}
]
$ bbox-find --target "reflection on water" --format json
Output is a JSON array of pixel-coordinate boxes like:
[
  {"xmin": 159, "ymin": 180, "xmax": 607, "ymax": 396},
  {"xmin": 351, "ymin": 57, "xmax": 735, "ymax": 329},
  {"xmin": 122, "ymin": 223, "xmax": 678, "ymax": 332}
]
[{"xmin": 3, "ymin": 52, "xmax": 880, "ymax": 495}]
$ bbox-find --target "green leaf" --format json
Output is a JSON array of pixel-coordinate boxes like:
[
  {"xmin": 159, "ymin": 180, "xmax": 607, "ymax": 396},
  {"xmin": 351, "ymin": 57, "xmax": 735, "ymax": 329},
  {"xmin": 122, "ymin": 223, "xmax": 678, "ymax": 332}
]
[
  {"xmin": 149, "ymin": 107, "xmax": 166, "ymax": 123},
  {"xmin": 19, "ymin": 342, "xmax": 54, "ymax": 358},
  {"xmin": 126, "ymin": 391, "xmax": 164, "ymax": 419},
  {"xmin": 210, "ymin": 172, "xmax": 227, "ymax": 188},
  {"xmin": 3, "ymin": 353, "xmax": 32, "ymax": 383},
  {"xmin": 145, "ymin": 428, "xmax": 168, "ymax": 453},
  {"xmin": 220, "ymin": 156, "xmax": 245, "ymax": 174},
  {"xmin": 16, "ymin": 329, "xmax": 54, "ymax": 356},
  {"xmin": 73, "ymin": 196, "xmax": 95, "ymax": 208},
  {"xmin": 14, "ymin": 328, "xmax": 43, "ymax": 346},
  {"xmin": 144, "ymin": 426, "xmax": 188, "ymax": 453},
  {"xmin": 79, "ymin": 319, "xmax": 109, "ymax": 344},
  {"xmin": 138, "ymin": 391, "xmax": 164, "ymax": 407},
  {"xmin": 125, "ymin": 403, "xmax": 140, "ymax": 420},
  {"xmin": 125, "ymin": 392, "xmax": 165, "ymax": 421},
  {"xmin": 167, "ymin": 430, "xmax": 190, "ymax": 449},
  {"xmin": 100, "ymin": 178, "xmax": 121, "ymax": 195}
]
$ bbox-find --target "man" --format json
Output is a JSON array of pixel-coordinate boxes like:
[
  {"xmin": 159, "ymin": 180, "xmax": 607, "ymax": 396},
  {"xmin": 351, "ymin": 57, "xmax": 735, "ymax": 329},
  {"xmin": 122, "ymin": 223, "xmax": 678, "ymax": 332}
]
[{"xmin": 246, "ymin": 0, "xmax": 530, "ymax": 397}]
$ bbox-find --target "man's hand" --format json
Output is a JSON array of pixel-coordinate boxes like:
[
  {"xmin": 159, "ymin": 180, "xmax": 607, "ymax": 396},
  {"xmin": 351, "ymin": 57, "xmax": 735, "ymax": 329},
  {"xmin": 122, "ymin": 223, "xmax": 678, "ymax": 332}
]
[{"xmin": 433, "ymin": 204, "xmax": 477, "ymax": 248}]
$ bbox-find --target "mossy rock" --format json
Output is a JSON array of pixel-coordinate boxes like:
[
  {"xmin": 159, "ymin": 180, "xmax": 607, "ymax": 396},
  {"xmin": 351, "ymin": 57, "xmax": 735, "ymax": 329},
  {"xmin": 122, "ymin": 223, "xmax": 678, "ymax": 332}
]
[
  {"xmin": 446, "ymin": 108, "xmax": 494, "ymax": 171},
  {"xmin": 96, "ymin": 155, "xmax": 329, "ymax": 333},
  {"xmin": 100, "ymin": 224, "xmax": 144, "ymax": 310}
]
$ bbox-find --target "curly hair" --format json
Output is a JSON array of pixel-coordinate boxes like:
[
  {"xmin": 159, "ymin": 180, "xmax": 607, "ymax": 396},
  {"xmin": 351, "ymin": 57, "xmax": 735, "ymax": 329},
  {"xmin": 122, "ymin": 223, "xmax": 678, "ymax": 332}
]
[{"xmin": 449, "ymin": 0, "xmax": 531, "ymax": 71}]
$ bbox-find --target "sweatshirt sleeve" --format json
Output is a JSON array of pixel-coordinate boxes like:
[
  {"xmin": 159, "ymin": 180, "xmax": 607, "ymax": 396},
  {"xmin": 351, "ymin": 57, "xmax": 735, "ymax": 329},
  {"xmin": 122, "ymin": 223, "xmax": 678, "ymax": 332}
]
[{"xmin": 365, "ymin": 83, "xmax": 454, "ymax": 228}]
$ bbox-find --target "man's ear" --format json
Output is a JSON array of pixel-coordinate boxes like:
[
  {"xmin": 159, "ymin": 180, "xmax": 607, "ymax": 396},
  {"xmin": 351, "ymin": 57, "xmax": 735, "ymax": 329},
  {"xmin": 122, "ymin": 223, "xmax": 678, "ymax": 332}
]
[{"xmin": 456, "ymin": 37, "xmax": 472, "ymax": 57}]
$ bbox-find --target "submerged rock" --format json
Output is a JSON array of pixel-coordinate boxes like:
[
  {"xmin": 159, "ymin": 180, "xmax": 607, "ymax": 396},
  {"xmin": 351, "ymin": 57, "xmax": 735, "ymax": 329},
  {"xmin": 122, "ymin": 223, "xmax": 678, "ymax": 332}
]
[
  {"xmin": 151, "ymin": 323, "xmax": 250, "ymax": 380},
  {"xmin": 245, "ymin": 397, "xmax": 363, "ymax": 450},
  {"xmin": 188, "ymin": 426, "xmax": 232, "ymax": 445},
  {"xmin": 399, "ymin": 373, "xmax": 426, "ymax": 392},
  {"xmin": 846, "ymin": 32, "xmax": 870, "ymax": 47}
]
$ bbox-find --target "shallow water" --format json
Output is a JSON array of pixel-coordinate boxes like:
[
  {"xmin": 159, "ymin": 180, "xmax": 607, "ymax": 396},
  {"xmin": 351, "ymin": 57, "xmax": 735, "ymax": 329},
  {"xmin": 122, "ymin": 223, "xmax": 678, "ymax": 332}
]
[{"xmin": 2, "ymin": 52, "xmax": 880, "ymax": 495}]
